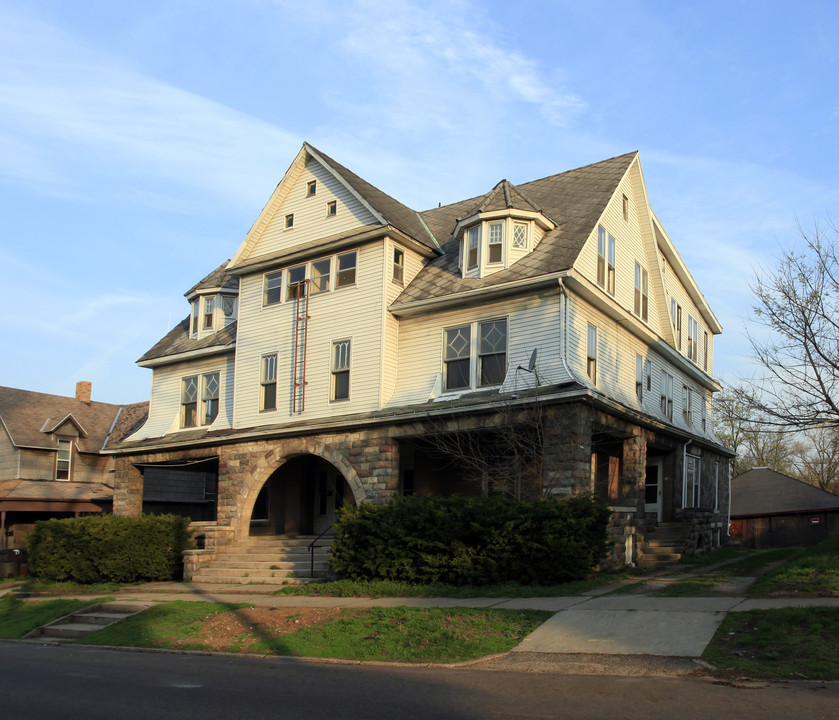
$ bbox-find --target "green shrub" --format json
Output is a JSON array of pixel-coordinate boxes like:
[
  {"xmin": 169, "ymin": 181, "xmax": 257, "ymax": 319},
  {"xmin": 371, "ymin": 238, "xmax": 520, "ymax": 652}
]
[
  {"xmin": 328, "ymin": 494, "xmax": 610, "ymax": 586},
  {"xmin": 26, "ymin": 514, "xmax": 192, "ymax": 584}
]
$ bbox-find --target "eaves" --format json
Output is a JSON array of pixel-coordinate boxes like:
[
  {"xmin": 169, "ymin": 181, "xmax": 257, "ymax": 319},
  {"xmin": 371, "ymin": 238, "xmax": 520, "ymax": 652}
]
[{"xmin": 137, "ymin": 343, "xmax": 235, "ymax": 369}]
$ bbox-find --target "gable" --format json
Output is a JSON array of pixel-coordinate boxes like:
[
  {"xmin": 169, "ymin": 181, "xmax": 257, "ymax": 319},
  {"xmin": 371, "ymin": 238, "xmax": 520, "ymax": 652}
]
[{"xmin": 233, "ymin": 153, "xmax": 381, "ymax": 267}]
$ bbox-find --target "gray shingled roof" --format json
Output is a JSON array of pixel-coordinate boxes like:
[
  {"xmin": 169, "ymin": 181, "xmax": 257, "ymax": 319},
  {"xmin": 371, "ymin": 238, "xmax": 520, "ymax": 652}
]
[
  {"xmin": 308, "ymin": 144, "xmax": 441, "ymax": 252},
  {"xmin": 395, "ymin": 152, "xmax": 637, "ymax": 305},
  {"xmin": 137, "ymin": 318, "xmax": 237, "ymax": 364},
  {"xmin": 0, "ymin": 386, "xmax": 145, "ymax": 453},
  {"xmin": 0, "ymin": 479, "xmax": 113, "ymax": 501},
  {"xmin": 184, "ymin": 260, "xmax": 238, "ymax": 297},
  {"xmin": 731, "ymin": 467, "xmax": 839, "ymax": 517}
]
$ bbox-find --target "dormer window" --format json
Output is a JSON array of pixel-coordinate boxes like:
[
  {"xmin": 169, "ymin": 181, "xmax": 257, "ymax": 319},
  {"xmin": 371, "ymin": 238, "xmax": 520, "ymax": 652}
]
[
  {"xmin": 513, "ymin": 222, "xmax": 528, "ymax": 249},
  {"xmin": 190, "ymin": 299, "xmax": 199, "ymax": 336},
  {"xmin": 203, "ymin": 296, "xmax": 215, "ymax": 330},
  {"xmin": 467, "ymin": 227, "xmax": 480, "ymax": 269},
  {"xmin": 56, "ymin": 438, "xmax": 72, "ymax": 480},
  {"xmin": 488, "ymin": 222, "xmax": 503, "ymax": 263}
]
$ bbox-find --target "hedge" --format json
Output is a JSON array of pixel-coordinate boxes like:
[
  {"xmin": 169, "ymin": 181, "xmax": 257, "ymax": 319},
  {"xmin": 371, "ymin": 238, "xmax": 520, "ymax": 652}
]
[
  {"xmin": 328, "ymin": 494, "xmax": 610, "ymax": 586},
  {"xmin": 26, "ymin": 514, "xmax": 192, "ymax": 583}
]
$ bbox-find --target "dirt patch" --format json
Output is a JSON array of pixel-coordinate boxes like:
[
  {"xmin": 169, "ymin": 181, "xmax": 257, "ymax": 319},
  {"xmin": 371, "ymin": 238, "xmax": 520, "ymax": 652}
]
[{"xmin": 184, "ymin": 606, "xmax": 358, "ymax": 652}]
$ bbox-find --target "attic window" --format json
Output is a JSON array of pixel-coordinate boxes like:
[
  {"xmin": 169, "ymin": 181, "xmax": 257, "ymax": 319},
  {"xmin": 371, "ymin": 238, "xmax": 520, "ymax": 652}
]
[
  {"xmin": 488, "ymin": 222, "xmax": 503, "ymax": 263},
  {"xmin": 327, "ymin": 201, "xmax": 337, "ymax": 216},
  {"xmin": 622, "ymin": 194, "xmax": 629, "ymax": 221},
  {"xmin": 285, "ymin": 214, "xmax": 294, "ymax": 229},
  {"xmin": 512, "ymin": 222, "xmax": 528, "ymax": 249},
  {"xmin": 307, "ymin": 180, "xmax": 317, "ymax": 196},
  {"xmin": 56, "ymin": 438, "xmax": 72, "ymax": 480}
]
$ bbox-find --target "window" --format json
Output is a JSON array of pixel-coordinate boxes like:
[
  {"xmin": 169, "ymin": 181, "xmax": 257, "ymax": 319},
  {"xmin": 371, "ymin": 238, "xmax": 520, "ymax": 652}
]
[
  {"xmin": 512, "ymin": 222, "xmax": 528, "ymax": 249},
  {"xmin": 327, "ymin": 200, "xmax": 337, "ymax": 216},
  {"xmin": 622, "ymin": 194, "xmax": 629, "ymax": 221},
  {"xmin": 634, "ymin": 262, "xmax": 648, "ymax": 321},
  {"xmin": 682, "ymin": 384, "xmax": 692, "ymax": 425},
  {"xmin": 607, "ymin": 235, "xmax": 616, "ymax": 294},
  {"xmin": 202, "ymin": 372, "xmax": 220, "ymax": 425},
  {"xmin": 286, "ymin": 264, "xmax": 306, "ymax": 301},
  {"xmin": 660, "ymin": 371, "xmax": 673, "ymax": 420},
  {"xmin": 221, "ymin": 295, "xmax": 236, "ymax": 322},
  {"xmin": 285, "ymin": 213, "xmax": 294, "ymax": 229},
  {"xmin": 443, "ymin": 319, "xmax": 507, "ymax": 391},
  {"xmin": 190, "ymin": 299, "xmax": 199, "ymax": 336},
  {"xmin": 263, "ymin": 271, "xmax": 283, "ymax": 306},
  {"xmin": 478, "ymin": 319, "xmax": 507, "ymax": 386},
  {"xmin": 488, "ymin": 222, "xmax": 503, "ymax": 263},
  {"xmin": 703, "ymin": 331, "xmax": 709, "ymax": 371},
  {"xmin": 331, "ymin": 339, "xmax": 351, "ymax": 401},
  {"xmin": 261, "ymin": 354, "xmax": 277, "ymax": 411},
  {"xmin": 203, "ymin": 296, "xmax": 215, "ymax": 330},
  {"xmin": 181, "ymin": 375, "xmax": 198, "ymax": 428},
  {"xmin": 687, "ymin": 316, "xmax": 699, "ymax": 362},
  {"xmin": 645, "ymin": 358, "xmax": 652, "ymax": 392},
  {"xmin": 392, "ymin": 248, "xmax": 405, "ymax": 285},
  {"xmin": 586, "ymin": 324, "xmax": 597, "ymax": 383},
  {"xmin": 467, "ymin": 226, "xmax": 480, "ymax": 270},
  {"xmin": 597, "ymin": 226, "xmax": 606, "ymax": 287},
  {"xmin": 307, "ymin": 180, "xmax": 317, "ymax": 196},
  {"xmin": 444, "ymin": 325, "xmax": 471, "ymax": 391},
  {"xmin": 636, "ymin": 354, "xmax": 644, "ymax": 403},
  {"xmin": 56, "ymin": 438, "xmax": 72, "ymax": 480},
  {"xmin": 336, "ymin": 251, "xmax": 357, "ymax": 288},
  {"xmin": 701, "ymin": 396, "xmax": 707, "ymax": 432},
  {"xmin": 686, "ymin": 454, "xmax": 701, "ymax": 507},
  {"xmin": 310, "ymin": 259, "xmax": 331, "ymax": 295},
  {"xmin": 676, "ymin": 306, "xmax": 682, "ymax": 350}
]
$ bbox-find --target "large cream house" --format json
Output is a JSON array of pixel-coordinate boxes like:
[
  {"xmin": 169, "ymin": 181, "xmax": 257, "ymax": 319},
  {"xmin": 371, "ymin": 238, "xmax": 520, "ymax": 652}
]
[{"xmin": 110, "ymin": 144, "xmax": 732, "ymax": 580}]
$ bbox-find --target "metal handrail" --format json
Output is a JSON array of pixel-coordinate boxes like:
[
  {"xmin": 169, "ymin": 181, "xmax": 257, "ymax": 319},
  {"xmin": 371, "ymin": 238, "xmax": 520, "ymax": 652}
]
[{"xmin": 307, "ymin": 524, "xmax": 334, "ymax": 579}]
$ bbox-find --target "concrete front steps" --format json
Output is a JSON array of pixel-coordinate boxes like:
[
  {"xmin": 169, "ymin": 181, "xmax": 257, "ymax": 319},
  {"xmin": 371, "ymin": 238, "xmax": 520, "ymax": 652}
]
[
  {"xmin": 25, "ymin": 601, "xmax": 151, "ymax": 641},
  {"xmin": 638, "ymin": 523, "xmax": 690, "ymax": 569},
  {"xmin": 190, "ymin": 535, "xmax": 334, "ymax": 585}
]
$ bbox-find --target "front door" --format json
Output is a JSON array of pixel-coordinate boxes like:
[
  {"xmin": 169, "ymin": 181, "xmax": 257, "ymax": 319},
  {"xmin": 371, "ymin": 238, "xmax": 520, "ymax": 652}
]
[
  {"xmin": 644, "ymin": 459, "xmax": 663, "ymax": 522},
  {"xmin": 313, "ymin": 466, "xmax": 342, "ymax": 534}
]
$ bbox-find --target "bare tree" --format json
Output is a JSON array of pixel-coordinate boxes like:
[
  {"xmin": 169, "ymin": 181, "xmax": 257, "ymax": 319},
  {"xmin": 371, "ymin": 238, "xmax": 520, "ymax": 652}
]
[
  {"xmin": 737, "ymin": 221, "xmax": 839, "ymax": 430},
  {"xmin": 798, "ymin": 425, "xmax": 839, "ymax": 493}
]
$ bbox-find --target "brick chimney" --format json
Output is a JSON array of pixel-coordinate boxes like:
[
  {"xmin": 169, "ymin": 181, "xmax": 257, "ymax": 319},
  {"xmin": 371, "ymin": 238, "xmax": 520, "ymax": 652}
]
[{"xmin": 76, "ymin": 381, "xmax": 92, "ymax": 404}]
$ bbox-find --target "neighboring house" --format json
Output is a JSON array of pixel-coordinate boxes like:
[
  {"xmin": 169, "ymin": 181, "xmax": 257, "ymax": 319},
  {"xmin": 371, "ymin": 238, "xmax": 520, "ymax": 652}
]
[
  {"xmin": 0, "ymin": 383, "xmax": 147, "ymax": 548},
  {"xmin": 109, "ymin": 143, "xmax": 732, "ymax": 578},
  {"xmin": 730, "ymin": 467, "xmax": 839, "ymax": 548}
]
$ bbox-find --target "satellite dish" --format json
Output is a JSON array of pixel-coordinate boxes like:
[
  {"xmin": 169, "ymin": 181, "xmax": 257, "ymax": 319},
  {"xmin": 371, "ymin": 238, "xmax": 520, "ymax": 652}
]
[{"xmin": 527, "ymin": 349, "xmax": 538, "ymax": 372}]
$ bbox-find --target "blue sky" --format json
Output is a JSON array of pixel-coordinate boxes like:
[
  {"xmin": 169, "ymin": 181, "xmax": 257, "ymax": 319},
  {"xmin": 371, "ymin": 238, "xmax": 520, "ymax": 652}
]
[{"xmin": 1, "ymin": 0, "xmax": 837, "ymax": 404}]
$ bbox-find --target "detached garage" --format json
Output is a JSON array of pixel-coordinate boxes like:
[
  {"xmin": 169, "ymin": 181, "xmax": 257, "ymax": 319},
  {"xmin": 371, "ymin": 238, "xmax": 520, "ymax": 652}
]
[{"xmin": 730, "ymin": 467, "xmax": 839, "ymax": 548}]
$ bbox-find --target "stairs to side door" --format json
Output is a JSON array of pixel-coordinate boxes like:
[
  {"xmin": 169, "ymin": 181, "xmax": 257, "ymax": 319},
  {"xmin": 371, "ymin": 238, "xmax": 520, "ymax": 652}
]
[
  {"xmin": 190, "ymin": 536, "xmax": 333, "ymax": 585},
  {"xmin": 638, "ymin": 522, "xmax": 690, "ymax": 570}
]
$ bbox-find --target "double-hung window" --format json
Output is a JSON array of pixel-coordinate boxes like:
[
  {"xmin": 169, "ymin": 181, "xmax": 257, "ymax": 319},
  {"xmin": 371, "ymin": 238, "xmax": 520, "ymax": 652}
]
[
  {"xmin": 203, "ymin": 297, "xmax": 215, "ymax": 330},
  {"xmin": 645, "ymin": 358, "xmax": 652, "ymax": 393},
  {"xmin": 56, "ymin": 438, "xmax": 72, "ymax": 480},
  {"xmin": 636, "ymin": 354, "xmax": 644, "ymax": 403},
  {"xmin": 660, "ymin": 371, "xmax": 673, "ymax": 420},
  {"xmin": 703, "ymin": 331, "xmax": 709, "ymax": 371},
  {"xmin": 336, "ymin": 251, "xmax": 357, "ymax": 288},
  {"xmin": 687, "ymin": 316, "xmax": 699, "ymax": 362},
  {"xmin": 261, "ymin": 354, "xmax": 277, "ymax": 411},
  {"xmin": 488, "ymin": 222, "xmax": 503, "ymax": 264},
  {"xmin": 607, "ymin": 235, "xmax": 615, "ymax": 294},
  {"xmin": 190, "ymin": 299, "xmax": 199, "ymax": 336},
  {"xmin": 634, "ymin": 262, "xmax": 648, "ymax": 321},
  {"xmin": 264, "ymin": 271, "xmax": 283, "ymax": 306},
  {"xmin": 467, "ymin": 226, "xmax": 480, "ymax": 270},
  {"xmin": 286, "ymin": 264, "xmax": 307, "ymax": 301},
  {"xmin": 586, "ymin": 324, "xmax": 597, "ymax": 383},
  {"xmin": 202, "ymin": 372, "xmax": 220, "ymax": 425},
  {"xmin": 331, "ymin": 339, "xmax": 351, "ymax": 401},
  {"xmin": 443, "ymin": 319, "xmax": 507, "ymax": 391},
  {"xmin": 310, "ymin": 259, "xmax": 331, "ymax": 295},
  {"xmin": 597, "ymin": 226, "xmax": 606, "ymax": 288},
  {"xmin": 392, "ymin": 248, "xmax": 405, "ymax": 285},
  {"xmin": 685, "ymin": 454, "xmax": 701, "ymax": 507},
  {"xmin": 682, "ymin": 384, "xmax": 693, "ymax": 426}
]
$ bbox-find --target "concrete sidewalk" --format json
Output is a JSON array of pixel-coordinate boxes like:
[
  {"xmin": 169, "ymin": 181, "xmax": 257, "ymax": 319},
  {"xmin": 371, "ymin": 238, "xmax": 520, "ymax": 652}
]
[{"xmin": 12, "ymin": 579, "xmax": 836, "ymax": 659}]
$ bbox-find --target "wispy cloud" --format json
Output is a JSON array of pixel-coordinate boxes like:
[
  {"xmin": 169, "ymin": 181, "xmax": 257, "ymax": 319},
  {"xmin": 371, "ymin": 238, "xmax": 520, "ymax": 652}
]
[{"xmin": 0, "ymin": 8, "xmax": 300, "ymax": 208}]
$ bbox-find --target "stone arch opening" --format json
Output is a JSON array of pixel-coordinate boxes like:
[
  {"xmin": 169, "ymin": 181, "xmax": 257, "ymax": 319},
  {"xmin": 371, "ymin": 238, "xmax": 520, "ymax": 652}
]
[{"xmin": 242, "ymin": 452, "xmax": 360, "ymax": 538}]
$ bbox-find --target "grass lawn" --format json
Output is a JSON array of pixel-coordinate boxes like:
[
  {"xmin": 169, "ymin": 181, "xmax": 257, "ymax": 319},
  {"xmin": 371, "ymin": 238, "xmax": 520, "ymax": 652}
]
[
  {"xmin": 703, "ymin": 607, "xmax": 839, "ymax": 680},
  {"xmin": 274, "ymin": 575, "xmax": 629, "ymax": 599},
  {"xmin": 10, "ymin": 579, "xmax": 126, "ymax": 596},
  {"xmin": 0, "ymin": 595, "xmax": 105, "ymax": 639},
  {"xmin": 749, "ymin": 540, "xmax": 839, "ymax": 596},
  {"xmin": 79, "ymin": 600, "xmax": 552, "ymax": 663}
]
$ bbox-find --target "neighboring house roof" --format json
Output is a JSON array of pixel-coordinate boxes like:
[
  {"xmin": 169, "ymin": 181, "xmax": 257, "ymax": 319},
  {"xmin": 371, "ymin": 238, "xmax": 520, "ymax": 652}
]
[
  {"xmin": 395, "ymin": 152, "xmax": 638, "ymax": 306},
  {"xmin": 136, "ymin": 318, "xmax": 237, "ymax": 365},
  {"xmin": 0, "ymin": 385, "xmax": 145, "ymax": 453},
  {"xmin": 731, "ymin": 467, "xmax": 839, "ymax": 518}
]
